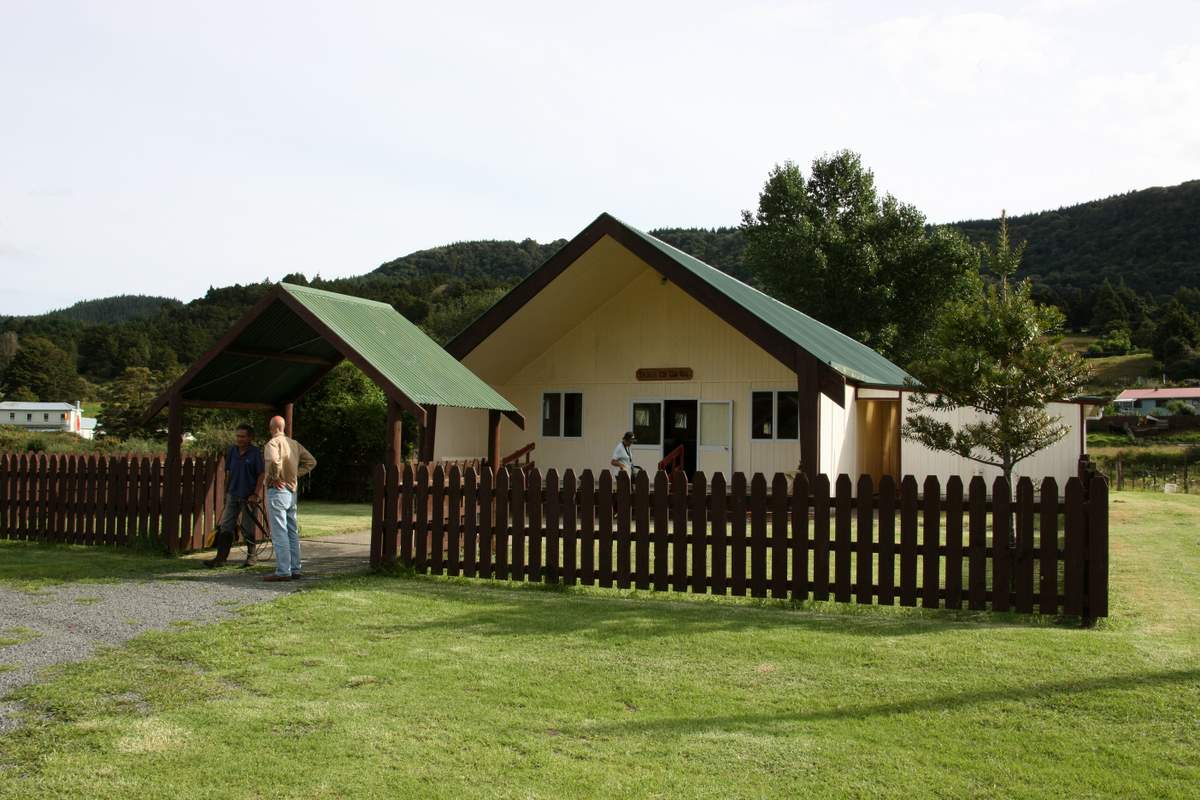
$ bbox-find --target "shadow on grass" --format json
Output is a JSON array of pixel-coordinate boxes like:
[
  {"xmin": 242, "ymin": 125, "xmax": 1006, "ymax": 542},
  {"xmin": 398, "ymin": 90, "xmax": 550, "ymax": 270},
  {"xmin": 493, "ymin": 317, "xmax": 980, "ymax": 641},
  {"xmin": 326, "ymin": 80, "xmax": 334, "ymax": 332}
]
[
  {"xmin": 561, "ymin": 667, "xmax": 1200, "ymax": 735},
  {"xmin": 0, "ymin": 540, "xmax": 202, "ymax": 589},
  {"xmin": 355, "ymin": 571, "xmax": 1077, "ymax": 641}
]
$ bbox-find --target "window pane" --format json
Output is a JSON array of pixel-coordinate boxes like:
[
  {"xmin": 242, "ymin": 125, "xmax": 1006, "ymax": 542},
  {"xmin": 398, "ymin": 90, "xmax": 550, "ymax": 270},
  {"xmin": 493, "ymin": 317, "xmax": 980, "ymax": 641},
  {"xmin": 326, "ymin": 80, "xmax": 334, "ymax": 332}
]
[
  {"xmin": 632, "ymin": 403, "xmax": 661, "ymax": 446},
  {"xmin": 777, "ymin": 391, "xmax": 799, "ymax": 439},
  {"xmin": 542, "ymin": 393, "xmax": 561, "ymax": 437},
  {"xmin": 563, "ymin": 393, "xmax": 583, "ymax": 437},
  {"xmin": 751, "ymin": 392, "xmax": 773, "ymax": 439}
]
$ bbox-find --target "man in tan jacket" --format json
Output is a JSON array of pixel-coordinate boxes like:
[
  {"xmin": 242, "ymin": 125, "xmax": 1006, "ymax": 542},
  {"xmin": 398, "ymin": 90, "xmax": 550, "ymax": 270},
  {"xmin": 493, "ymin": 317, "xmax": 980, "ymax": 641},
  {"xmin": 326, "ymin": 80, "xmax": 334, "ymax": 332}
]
[{"xmin": 262, "ymin": 415, "xmax": 317, "ymax": 582}]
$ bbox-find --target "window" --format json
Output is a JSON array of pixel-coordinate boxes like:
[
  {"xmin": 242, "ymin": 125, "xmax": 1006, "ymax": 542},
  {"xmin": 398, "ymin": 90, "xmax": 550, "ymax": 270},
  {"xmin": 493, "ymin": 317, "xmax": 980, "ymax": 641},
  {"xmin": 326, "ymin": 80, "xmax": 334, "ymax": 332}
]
[
  {"xmin": 776, "ymin": 392, "xmax": 799, "ymax": 439},
  {"xmin": 752, "ymin": 390, "xmax": 800, "ymax": 440},
  {"xmin": 26, "ymin": 413, "xmax": 32, "ymax": 422},
  {"xmin": 751, "ymin": 392, "xmax": 774, "ymax": 439},
  {"xmin": 632, "ymin": 402, "xmax": 661, "ymax": 446},
  {"xmin": 7, "ymin": 413, "xmax": 12, "ymax": 420},
  {"xmin": 542, "ymin": 393, "xmax": 561, "ymax": 437},
  {"xmin": 43, "ymin": 413, "xmax": 49, "ymax": 422},
  {"xmin": 542, "ymin": 392, "xmax": 583, "ymax": 438},
  {"xmin": 563, "ymin": 393, "xmax": 583, "ymax": 437}
]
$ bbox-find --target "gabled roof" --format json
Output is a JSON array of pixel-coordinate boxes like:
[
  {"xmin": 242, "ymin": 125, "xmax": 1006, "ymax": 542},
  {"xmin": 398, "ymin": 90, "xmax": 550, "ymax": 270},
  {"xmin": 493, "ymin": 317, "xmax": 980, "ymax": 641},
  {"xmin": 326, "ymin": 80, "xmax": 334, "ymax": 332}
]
[
  {"xmin": 0, "ymin": 402, "xmax": 78, "ymax": 411},
  {"xmin": 144, "ymin": 283, "xmax": 521, "ymax": 426},
  {"xmin": 447, "ymin": 213, "xmax": 912, "ymax": 392},
  {"xmin": 1116, "ymin": 387, "xmax": 1200, "ymax": 401}
]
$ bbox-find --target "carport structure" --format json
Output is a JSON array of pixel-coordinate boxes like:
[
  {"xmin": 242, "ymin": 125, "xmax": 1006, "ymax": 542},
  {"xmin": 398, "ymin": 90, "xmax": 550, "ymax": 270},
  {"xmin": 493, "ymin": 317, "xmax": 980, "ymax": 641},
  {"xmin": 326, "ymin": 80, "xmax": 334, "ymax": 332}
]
[{"xmin": 143, "ymin": 282, "xmax": 523, "ymax": 551}]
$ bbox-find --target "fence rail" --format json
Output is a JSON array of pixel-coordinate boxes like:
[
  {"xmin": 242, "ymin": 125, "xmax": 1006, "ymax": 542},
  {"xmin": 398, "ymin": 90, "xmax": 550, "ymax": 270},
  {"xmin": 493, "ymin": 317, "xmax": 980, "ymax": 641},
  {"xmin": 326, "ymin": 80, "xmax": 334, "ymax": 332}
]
[
  {"xmin": 371, "ymin": 465, "xmax": 1109, "ymax": 620},
  {"xmin": 0, "ymin": 451, "xmax": 227, "ymax": 552}
]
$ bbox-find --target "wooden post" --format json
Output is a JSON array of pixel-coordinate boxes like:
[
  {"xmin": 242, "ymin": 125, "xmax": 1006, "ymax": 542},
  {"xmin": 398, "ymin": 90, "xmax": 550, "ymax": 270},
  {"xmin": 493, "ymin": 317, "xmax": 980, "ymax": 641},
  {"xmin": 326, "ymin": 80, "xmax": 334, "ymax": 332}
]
[
  {"xmin": 385, "ymin": 399, "xmax": 404, "ymax": 470},
  {"xmin": 281, "ymin": 402, "xmax": 294, "ymax": 437},
  {"xmin": 163, "ymin": 393, "xmax": 183, "ymax": 553},
  {"xmin": 797, "ymin": 358, "xmax": 820, "ymax": 483},
  {"xmin": 486, "ymin": 409, "xmax": 501, "ymax": 470},
  {"xmin": 419, "ymin": 404, "xmax": 438, "ymax": 464}
]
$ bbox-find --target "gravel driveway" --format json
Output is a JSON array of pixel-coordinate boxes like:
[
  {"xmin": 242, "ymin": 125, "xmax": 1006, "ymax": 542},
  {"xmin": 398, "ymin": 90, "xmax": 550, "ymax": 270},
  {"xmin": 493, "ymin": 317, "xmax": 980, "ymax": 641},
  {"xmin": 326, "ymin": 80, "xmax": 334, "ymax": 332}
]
[{"xmin": 0, "ymin": 532, "xmax": 371, "ymax": 734}]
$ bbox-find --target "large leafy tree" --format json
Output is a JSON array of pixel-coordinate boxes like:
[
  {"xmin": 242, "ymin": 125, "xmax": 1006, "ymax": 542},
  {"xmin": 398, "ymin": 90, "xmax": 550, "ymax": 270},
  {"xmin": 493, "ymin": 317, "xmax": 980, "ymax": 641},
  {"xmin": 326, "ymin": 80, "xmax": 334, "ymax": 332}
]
[
  {"xmin": 0, "ymin": 335, "xmax": 83, "ymax": 401},
  {"xmin": 903, "ymin": 215, "xmax": 1090, "ymax": 485},
  {"xmin": 740, "ymin": 151, "xmax": 979, "ymax": 367},
  {"xmin": 98, "ymin": 367, "xmax": 170, "ymax": 439}
]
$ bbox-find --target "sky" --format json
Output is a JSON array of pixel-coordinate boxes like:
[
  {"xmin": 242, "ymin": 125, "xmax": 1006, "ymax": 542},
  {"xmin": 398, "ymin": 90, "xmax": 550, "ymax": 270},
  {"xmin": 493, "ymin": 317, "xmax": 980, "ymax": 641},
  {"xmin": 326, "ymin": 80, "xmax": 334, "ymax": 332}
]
[{"xmin": 2, "ymin": 0, "xmax": 1198, "ymax": 315}]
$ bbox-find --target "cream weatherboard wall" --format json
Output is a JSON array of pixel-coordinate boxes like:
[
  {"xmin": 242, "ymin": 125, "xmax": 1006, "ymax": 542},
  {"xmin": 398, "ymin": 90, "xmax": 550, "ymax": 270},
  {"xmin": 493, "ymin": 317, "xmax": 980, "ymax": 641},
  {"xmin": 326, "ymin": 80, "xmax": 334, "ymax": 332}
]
[
  {"xmin": 897, "ymin": 395, "xmax": 1086, "ymax": 486},
  {"xmin": 434, "ymin": 264, "xmax": 857, "ymax": 479}
]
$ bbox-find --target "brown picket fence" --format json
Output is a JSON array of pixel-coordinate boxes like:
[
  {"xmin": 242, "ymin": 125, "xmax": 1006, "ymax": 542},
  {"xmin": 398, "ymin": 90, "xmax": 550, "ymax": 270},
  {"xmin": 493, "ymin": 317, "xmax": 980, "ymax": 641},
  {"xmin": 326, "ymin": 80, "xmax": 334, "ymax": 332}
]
[
  {"xmin": 371, "ymin": 465, "xmax": 1109, "ymax": 620},
  {"xmin": 0, "ymin": 452, "xmax": 228, "ymax": 553}
]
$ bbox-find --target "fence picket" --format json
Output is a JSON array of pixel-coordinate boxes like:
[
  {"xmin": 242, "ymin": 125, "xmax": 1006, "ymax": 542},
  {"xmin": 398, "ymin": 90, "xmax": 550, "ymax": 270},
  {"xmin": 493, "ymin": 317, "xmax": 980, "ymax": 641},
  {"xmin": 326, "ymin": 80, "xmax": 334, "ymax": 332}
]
[
  {"xmin": 944, "ymin": 476, "xmax": 964, "ymax": 609},
  {"xmin": 834, "ymin": 474, "xmax": 853, "ymax": 603},
  {"xmin": 384, "ymin": 463, "xmax": 399, "ymax": 566},
  {"xmin": 1015, "ymin": 477, "xmax": 1035, "ymax": 614},
  {"xmin": 544, "ymin": 469, "xmax": 559, "ymax": 584},
  {"xmin": 401, "ymin": 465, "xmax": 415, "ymax": 566},
  {"xmin": 968, "ymin": 476, "xmax": 987, "ymax": 610},
  {"xmin": 652, "ymin": 471, "xmax": 669, "ymax": 591},
  {"xmin": 991, "ymin": 477, "xmax": 1012, "ymax": 612},
  {"xmin": 577, "ymin": 470, "xmax": 593, "ymax": 585},
  {"xmin": 634, "ymin": 470, "xmax": 650, "ymax": 591},
  {"xmin": 596, "ymin": 470, "xmax": 612, "ymax": 588},
  {"xmin": 617, "ymin": 470, "xmax": 632, "ymax": 590},
  {"xmin": 1039, "ymin": 477, "xmax": 1059, "ymax": 614},
  {"xmin": 691, "ymin": 472, "xmax": 708, "ymax": 594},
  {"xmin": 477, "ymin": 467, "xmax": 493, "ymax": 578},
  {"xmin": 415, "ymin": 465, "xmax": 429, "ymax": 572},
  {"xmin": 922, "ymin": 475, "xmax": 941, "ymax": 608},
  {"xmin": 370, "ymin": 464, "xmax": 385, "ymax": 567},
  {"xmin": 463, "ymin": 468, "xmax": 479, "ymax": 579},
  {"xmin": 856, "ymin": 474, "xmax": 873, "ymax": 605},
  {"xmin": 561, "ymin": 470, "xmax": 577, "ymax": 585},
  {"xmin": 431, "ymin": 465, "xmax": 446, "ymax": 576},
  {"xmin": 877, "ymin": 475, "xmax": 895, "ymax": 606},
  {"xmin": 710, "ymin": 473, "xmax": 728, "ymax": 596},
  {"xmin": 671, "ymin": 471, "xmax": 688, "ymax": 592},
  {"xmin": 730, "ymin": 472, "xmax": 747, "ymax": 597},
  {"xmin": 448, "ymin": 466, "xmax": 463, "ymax": 577},
  {"xmin": 494, "ymin": 466, "xmax": 510, "ymax": 579},
  {"xmin": 1088, "ymin": 476, "xmax": 1109, "ymax": 619},
  {"xmin": 899, "ymin": 476, "xmax": 918, "ymax": 606},
  {"xmin": 812, "ymin": 475, "xmax": 831, "ymax": 601},
  {"xmin": 527, "ymin": 468, "xmax": 542, "ymax": 583},
  {"xmin": 749, "ymin": 473, "xmax": 767, "ymax": 598},
  {"xmin": 791, "ymin": 473, "xmax": 810, "ymax": 602},
  {"xmin": 771, "ymin": 473, "xmax": 789, "ymax": 599},
  {"xmin": 509, "ymin": 467, "xmax": 525, "ymax": 582}
]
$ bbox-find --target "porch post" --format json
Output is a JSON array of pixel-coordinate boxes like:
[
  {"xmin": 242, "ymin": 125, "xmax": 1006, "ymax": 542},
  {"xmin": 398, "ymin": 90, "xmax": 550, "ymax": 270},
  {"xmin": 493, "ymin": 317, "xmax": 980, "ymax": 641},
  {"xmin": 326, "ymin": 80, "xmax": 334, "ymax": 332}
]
[
  {"xmin": 385, "ymin": 399, "xmax": 404, "ymax": 470},
  {"xmin": 798, "ymin": 359, "xmax": 820, "ymax": 483},
  {"xmin": 419, "ymin": 405, "xmax": 437, "ymax": 464},
  {"xmin": 164, "ymin": 392, "xmax": 183, "ymax": 553},
  {"xmin": 280, "ymin": 402, "xmax": 294, "ymax": 437},
  {"xmin": 486, "ymin": 409, "xmax": 501, "ymax": 470}
]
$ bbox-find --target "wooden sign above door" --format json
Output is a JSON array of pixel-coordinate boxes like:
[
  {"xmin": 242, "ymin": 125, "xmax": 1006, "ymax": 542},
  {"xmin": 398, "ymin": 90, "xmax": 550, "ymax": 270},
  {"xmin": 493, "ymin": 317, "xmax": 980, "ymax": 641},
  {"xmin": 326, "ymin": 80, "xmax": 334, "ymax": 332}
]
[{"xmin": 636, "ymin": 367, "xmax": 693, "ymax": 381}]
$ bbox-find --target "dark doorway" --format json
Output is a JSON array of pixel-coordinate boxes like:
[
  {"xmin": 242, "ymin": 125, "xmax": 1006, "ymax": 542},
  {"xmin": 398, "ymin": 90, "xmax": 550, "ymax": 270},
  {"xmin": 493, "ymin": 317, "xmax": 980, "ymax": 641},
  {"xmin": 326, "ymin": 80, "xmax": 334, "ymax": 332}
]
[{"xmin": 663, "ymin": 399, "xmax": 698, "ymax": 475}]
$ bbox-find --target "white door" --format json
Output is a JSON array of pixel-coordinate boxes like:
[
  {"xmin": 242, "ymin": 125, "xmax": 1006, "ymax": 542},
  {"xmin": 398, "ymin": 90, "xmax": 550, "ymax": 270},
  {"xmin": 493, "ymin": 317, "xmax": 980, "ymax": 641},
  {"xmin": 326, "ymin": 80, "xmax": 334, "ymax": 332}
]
[{"xmin": 697, "ymin": 401, "xmax": 733, "ymax": 477}]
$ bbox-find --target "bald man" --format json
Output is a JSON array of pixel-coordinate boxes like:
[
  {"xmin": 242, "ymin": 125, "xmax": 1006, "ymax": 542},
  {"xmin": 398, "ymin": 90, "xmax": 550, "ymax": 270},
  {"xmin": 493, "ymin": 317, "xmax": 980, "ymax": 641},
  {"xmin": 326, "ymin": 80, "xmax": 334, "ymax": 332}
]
[{"xmin": 262, "ymin": 415, "xmax": 317, "ymax": 582}]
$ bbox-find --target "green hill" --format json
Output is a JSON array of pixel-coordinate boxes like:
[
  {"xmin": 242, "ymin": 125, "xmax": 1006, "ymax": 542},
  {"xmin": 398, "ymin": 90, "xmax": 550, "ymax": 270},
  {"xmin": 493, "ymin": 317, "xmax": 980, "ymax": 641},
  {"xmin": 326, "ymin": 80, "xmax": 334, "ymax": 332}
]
[{"xmin": 43, "ymin": 294, "xmax": 182, "ymax": 325}]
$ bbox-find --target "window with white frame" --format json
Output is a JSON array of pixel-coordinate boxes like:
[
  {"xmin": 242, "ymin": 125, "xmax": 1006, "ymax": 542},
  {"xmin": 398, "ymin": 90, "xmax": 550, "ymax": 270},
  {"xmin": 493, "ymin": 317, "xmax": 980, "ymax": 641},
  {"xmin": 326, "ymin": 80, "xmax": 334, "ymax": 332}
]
[
  {"xmin": 751, "ymin": 390, "xmax": 799, "ymax": 440},
  {"xmin": 542, "ymin": 392, "xmax": 583, "ymax": 438}
]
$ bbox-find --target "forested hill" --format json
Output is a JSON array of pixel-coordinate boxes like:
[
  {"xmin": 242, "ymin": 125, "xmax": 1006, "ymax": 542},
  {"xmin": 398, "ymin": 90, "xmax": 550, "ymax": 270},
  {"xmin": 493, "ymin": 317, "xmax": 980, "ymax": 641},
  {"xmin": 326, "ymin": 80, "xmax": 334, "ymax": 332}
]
[
  {"xmin": 41, "ymin": 295, "xmax": 182, "ymax": 325},
  {"xmin": 949, "ymin": 180, "xmax": 1200, "ymax": 296}
]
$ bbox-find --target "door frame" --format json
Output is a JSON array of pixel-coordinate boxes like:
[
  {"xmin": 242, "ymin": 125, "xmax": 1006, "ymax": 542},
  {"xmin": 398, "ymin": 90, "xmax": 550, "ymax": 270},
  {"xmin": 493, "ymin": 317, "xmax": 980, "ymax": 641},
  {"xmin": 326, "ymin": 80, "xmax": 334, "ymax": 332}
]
[{"xmin": 698, "ymin": 399, "xmax": 733, "ymax": 477}]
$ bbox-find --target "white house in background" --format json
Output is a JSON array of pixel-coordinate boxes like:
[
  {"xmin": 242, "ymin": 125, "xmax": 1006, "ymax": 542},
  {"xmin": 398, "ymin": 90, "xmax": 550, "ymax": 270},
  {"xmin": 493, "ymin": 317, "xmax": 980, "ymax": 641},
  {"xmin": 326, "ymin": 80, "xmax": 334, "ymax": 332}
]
[
  {"xmin": 1114, "ymin": 387, "xmax": 1200, "ymax": 416},
  {"xmin": 431, "ymin": 213, "xmax": 1094, "ymax": 487},
  {"xmin": 0, "ymin": 401, "xmax": 97, "ymax": 437}
]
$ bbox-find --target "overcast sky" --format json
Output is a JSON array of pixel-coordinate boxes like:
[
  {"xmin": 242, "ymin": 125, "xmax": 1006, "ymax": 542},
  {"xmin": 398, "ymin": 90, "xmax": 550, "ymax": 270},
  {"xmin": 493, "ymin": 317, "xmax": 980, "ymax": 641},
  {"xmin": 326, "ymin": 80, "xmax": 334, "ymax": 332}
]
[{"xmin": 2, "ymin": 0, "xmax": 1198, "ymax": 315}]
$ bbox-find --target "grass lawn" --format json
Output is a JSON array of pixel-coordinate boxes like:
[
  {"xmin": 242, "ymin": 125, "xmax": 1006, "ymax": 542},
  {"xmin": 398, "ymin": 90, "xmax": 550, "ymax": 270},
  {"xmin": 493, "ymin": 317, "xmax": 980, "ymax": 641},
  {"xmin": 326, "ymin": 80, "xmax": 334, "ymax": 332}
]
[
  {"xmin": 296, "ymin": 500, "xmax": 372, "ymax": 539},
  {"xmin": 0, "ymin": 541, "xmax": 203, "ymax": 591},
  {"xmin": 1085, "ymin": 351, "xmax": 1159, "ymax": 390},
  {"xmin": 1, "ymin": 493, "xmax": 1198, "ymax": 798}
]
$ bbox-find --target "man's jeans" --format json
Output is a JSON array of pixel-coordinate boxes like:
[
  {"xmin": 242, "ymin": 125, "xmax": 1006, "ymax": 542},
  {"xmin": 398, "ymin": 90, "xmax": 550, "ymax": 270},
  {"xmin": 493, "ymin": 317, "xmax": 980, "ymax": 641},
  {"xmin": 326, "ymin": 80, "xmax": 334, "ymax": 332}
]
[
  {"xmin": 267, "ymin": 487, "xmax": 301, "ymax": 577},
  {"xmin": 215, "ymin": 494, "xmax": 256, "ymax": 560}
]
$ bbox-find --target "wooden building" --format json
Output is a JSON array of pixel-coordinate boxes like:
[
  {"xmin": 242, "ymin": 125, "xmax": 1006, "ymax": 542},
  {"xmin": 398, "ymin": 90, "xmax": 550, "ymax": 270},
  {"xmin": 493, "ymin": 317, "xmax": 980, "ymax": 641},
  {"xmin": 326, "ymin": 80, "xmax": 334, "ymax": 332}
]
[{"xmin": 433, "ymin": 213, "xmax": 1087, "ymax": 485}]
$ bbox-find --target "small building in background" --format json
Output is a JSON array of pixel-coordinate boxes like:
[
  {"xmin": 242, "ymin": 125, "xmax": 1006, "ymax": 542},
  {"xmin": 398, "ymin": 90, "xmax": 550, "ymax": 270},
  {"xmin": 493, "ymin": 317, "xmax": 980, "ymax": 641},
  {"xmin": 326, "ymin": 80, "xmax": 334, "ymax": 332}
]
[
  {"xmin": 1113, "ymin": 387, "xmax": 1200, "ymax": 416},
  {"xmin": 0, "ymin": 401, "xmax": 96, "ymax": 437}
]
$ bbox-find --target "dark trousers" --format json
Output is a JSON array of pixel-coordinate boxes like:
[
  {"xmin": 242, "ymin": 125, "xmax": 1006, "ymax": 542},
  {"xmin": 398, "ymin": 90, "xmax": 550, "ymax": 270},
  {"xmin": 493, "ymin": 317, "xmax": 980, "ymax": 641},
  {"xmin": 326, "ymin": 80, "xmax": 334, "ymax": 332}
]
[{"xmin": 214, "ymin": 494, "xmax": 257, "ymax": 560}]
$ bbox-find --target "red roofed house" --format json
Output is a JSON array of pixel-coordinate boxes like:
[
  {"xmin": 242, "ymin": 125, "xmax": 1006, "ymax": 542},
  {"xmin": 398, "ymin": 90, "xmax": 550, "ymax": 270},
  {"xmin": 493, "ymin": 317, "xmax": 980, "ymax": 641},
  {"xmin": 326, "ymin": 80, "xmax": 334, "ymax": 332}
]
[{"xmin": 1114, "ymin": 387, "xmax": 1200, "ymax": 416}]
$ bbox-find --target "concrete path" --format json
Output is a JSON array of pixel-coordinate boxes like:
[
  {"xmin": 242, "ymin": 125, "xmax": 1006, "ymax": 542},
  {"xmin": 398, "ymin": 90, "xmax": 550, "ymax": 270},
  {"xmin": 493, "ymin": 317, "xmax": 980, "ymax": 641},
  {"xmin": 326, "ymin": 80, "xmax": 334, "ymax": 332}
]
[{"xmin": 0, "ymin": 530, "xmax": 372, "ymax": 734}]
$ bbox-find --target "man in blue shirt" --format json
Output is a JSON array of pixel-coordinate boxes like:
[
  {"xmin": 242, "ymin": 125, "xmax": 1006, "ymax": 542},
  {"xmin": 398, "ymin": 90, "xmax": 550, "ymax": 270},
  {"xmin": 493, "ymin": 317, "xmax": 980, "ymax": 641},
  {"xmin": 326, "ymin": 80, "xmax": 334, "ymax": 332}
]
[{"xmin": 204, "ymin": 424, "xmax": 265, "ymax": 568}]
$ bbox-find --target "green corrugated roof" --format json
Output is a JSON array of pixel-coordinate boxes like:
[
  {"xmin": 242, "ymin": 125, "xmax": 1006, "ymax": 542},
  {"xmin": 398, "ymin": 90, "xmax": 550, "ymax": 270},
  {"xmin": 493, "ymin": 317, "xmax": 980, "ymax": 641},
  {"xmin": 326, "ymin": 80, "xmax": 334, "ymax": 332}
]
[
  {"xmin": 280, "ymin": 284, "xmax": 517, "ymax": 412},
  {"xmin": 617, "ymin": 219, "xmax": 913, "ymax": 387}
]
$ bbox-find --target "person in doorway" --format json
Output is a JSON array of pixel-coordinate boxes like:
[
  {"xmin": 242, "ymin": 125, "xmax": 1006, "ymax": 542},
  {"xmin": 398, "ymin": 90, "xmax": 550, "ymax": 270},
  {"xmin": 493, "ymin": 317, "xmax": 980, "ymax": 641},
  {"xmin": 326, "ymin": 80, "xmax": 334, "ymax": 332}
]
[
  {"xmin": 610, "ymin": 431, "xmax": 638, "ymax": 478},
  {"xmin": 263, "ymin": 415, "xmax": 317, "ymax": 582},
  {"xmin": 203, "ymin": 424, "xmax": 264, "ymax": 568}
]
